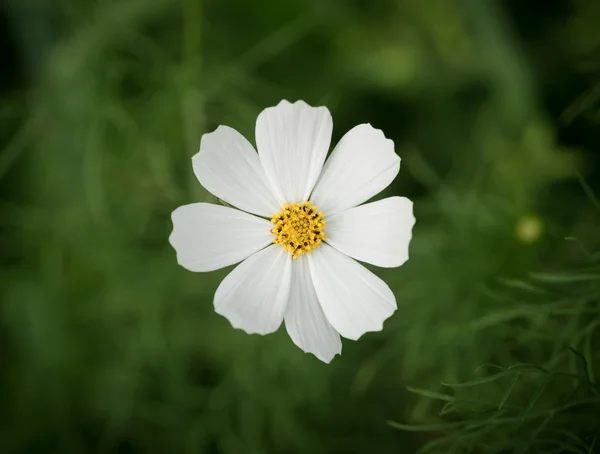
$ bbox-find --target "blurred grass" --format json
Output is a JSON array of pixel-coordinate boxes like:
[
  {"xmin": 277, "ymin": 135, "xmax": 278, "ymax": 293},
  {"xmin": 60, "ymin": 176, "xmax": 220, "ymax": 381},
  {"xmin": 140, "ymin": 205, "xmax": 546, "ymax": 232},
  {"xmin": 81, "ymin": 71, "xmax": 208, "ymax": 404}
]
[{"xmin": 1, "ymin": 0, "xmax": 600, "ymax": 453}]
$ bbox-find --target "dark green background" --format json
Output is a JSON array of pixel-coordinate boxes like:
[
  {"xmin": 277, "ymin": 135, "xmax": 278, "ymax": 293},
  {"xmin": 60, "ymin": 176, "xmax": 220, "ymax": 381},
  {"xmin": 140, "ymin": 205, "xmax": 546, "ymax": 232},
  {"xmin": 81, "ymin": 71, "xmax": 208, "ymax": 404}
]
[{"xmin": 2, "ymin": 0, "xmax": 600, "ymax": 453}]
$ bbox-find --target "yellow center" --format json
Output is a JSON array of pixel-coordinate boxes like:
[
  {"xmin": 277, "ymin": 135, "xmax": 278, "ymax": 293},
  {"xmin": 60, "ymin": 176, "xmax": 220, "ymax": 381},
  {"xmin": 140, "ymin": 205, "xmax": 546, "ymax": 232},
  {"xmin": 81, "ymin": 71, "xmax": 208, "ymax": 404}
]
[{"xmin": 270, "ymin": 201, "xmax": 326, "ymax": 258}]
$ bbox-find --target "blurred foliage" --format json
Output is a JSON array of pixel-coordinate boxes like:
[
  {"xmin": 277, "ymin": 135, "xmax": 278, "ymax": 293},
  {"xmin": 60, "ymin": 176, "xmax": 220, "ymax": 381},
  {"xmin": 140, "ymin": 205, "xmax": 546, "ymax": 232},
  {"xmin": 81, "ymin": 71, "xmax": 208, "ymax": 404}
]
[{"xmin": 1, "ymin": 0, "xmax": 600, "ymax": 453}]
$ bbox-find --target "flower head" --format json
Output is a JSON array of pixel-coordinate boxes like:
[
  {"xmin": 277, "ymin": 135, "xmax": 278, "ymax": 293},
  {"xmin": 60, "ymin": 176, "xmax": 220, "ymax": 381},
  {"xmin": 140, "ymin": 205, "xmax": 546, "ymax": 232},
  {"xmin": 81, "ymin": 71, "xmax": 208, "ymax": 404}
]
[{"xmin": 169, "ymin": 100, "xmax": 415, "ymax": 363}]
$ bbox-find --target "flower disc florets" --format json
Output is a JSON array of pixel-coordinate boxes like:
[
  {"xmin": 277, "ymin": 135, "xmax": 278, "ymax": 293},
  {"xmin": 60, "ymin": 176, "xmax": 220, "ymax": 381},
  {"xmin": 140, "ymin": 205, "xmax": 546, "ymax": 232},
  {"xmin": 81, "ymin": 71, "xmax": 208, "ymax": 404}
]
[{"xmin": 271, "ymin": 201, "xmax": 326, "ymax": 258}]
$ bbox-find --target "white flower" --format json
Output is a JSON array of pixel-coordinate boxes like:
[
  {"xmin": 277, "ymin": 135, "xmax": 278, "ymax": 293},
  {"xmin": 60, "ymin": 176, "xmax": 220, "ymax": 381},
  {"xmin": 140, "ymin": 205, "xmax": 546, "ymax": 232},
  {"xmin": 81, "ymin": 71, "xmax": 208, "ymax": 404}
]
[{"xmin": 169, "ymin": 100, "xmax": 415, "ymax": 363}]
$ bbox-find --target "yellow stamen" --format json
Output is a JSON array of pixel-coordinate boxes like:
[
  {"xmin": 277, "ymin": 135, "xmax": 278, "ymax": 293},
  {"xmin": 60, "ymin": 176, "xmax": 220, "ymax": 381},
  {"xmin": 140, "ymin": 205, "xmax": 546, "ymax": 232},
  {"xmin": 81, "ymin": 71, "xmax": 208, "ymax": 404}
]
[{"xmin": 271, "ymin": 201, "xmax": 326, "ymax": 259}]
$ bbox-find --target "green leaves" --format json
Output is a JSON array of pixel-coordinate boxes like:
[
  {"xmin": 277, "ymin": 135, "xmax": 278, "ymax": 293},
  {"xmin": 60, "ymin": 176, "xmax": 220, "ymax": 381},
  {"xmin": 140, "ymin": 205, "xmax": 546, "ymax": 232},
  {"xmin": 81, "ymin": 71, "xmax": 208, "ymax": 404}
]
[{"xmin": 392, "ymin": 356, "xmax": 600, "ymax": 453}]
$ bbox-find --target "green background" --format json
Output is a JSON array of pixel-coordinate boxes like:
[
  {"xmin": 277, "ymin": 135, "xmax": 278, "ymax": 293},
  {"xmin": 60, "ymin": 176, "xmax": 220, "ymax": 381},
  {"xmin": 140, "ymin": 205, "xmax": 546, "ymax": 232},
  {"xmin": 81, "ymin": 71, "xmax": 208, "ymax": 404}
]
[{"xmin": 2, "ymin": 0, "xmax": 600, "ymax": 453}]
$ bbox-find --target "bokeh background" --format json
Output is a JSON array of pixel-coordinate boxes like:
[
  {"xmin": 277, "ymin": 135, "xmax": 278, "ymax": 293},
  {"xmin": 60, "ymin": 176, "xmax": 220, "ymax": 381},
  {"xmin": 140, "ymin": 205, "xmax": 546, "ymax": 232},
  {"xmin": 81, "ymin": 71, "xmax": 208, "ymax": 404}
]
[{"xmin": 2, "ymin": 0, "xmax": 600, "ymax": 453}]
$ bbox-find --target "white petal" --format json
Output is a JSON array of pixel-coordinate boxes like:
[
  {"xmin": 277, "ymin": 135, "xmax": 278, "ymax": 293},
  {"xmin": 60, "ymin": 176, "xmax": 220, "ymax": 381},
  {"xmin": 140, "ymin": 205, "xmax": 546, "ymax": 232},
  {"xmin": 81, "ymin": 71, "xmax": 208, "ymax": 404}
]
[
  {"xmin": 193, "ymin": 125, "xmax": 282, "ymax": 217},
  {"xmin": 256, "ymin": 100, "xmax": 332, "ymax": 203},
  {"xmin": 311, "ymin": 124, "xmax": 400, "ymax": 215},
  {"xmin": 284, "ymin": 256, "xmax": 342, "ymax": 363},
  {"xmin": 169, "ymin": 203, "xmax": 273, "ymax": 272},
  {"xmin": 308, "ymin": 244, "xmax": 396, "ymax": 340},
  {"xmin": 214, "ymin": 245, "xmax": 292, "ymax": 335},
  {"xmin": 326, "ymin": 197, "xmax": 415, "ymax": 268}
]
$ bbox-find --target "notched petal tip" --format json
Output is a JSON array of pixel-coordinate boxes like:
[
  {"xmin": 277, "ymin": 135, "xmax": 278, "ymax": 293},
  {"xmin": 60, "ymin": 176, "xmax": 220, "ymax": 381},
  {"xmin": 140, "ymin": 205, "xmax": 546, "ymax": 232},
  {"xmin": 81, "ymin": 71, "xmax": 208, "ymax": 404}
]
[
  {"xmin": 312, "ymin": 349, "xmax": 341, "ymax": 364},
  {"xmin": 262, "ymin": 99, "xmax": 331, "ymax": 114},
  {"xmin": 196, "ymin": 125, "xmax": 235, "ymax": 154},
  {"xmin": 214, "ymin": 307, "xmax": 259, "ymax": 335},
  {"xmin": 343, "ymin": 308, "xmax": 397, "ymax": 342},
  {"xmin": 292, "ymin": 332, "xmax": 342, "ymax": 363},
  {"xmin": 295, "ymin": 346, "xmax": 341, "ymax": 364},
  {"xmin": 357, "ymin": 122, "xmax": 400, "ymax": 159},
  {"xmin": 194, "ymin": 125, "xmax": 226, "ymax": 148}
]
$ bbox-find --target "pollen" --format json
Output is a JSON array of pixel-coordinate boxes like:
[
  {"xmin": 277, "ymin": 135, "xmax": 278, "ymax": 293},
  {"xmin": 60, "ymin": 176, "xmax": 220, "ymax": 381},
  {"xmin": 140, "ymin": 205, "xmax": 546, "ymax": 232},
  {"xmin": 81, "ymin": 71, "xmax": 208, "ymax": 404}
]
[{"xmin": 271, "ymin": 201, "xmax": 326, "ymax": 259}]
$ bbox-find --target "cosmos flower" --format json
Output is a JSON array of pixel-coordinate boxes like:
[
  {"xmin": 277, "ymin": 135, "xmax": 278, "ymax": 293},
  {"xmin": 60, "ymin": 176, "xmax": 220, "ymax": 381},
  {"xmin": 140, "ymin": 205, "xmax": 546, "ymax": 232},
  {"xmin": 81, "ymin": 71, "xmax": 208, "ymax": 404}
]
[{"xmin": 169, "ymin": 100, "xmax": 415, "ymax": 363}]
